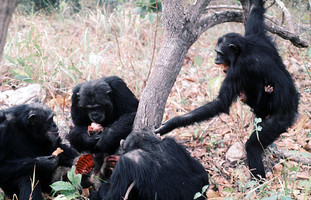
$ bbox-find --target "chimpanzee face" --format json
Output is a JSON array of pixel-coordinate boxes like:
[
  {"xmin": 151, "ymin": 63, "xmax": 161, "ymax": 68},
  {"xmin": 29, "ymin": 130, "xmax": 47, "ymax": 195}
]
[
  {"xmin": 27, "ymin": 103, "xmax": 59, "ymax": 143},
  {"xmin": 214, "ymin": 33, "xmax": 241, "ymax": 73},
  {"xmin": 78, "ymin": 79, "xmax": 114, "ymax": 124},
  {"xmin": 85, "ymin": 104, "xmax": 106, "ymax": 124}
]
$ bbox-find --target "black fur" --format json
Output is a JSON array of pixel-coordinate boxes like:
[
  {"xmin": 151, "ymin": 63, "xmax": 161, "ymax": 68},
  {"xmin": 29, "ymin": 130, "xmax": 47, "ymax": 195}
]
[
  {"xmin": 67, "ymin": 76, "xmax": 138, "ymax": 168},
  {"xmin": 92, "ymin": 129, "xmax": 209, "ymax": 200},
  {"xmin": 156, "ymin": 0, "xmax": 299, "ymax": 179},
  {"xmin": 0, "ymin": 103, "xmax": 78, "ymax": 200}
]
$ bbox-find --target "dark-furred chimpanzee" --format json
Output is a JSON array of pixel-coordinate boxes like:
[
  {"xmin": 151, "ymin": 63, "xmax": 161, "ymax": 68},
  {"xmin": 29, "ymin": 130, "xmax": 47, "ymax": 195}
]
[
  {"xmin": 67, "ymin": 76, "xmax": 138, "ymax": 172},
  {"xmin": 0, "ymin": 103, "xmax": 78, "ymax": 200},
  {"xmin": 91, "ymin": 129, "xmax": 209, "ymax": 200},
  {"xmin": 156, "ymin": 0, "xmax": 299, "ymax": 179}
]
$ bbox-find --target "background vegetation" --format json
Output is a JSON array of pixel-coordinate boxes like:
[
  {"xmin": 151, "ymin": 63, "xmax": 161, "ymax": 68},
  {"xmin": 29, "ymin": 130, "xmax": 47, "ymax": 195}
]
[{"xmin": 0, "ymin": 0, "xmax": 310, "ymax": 199}]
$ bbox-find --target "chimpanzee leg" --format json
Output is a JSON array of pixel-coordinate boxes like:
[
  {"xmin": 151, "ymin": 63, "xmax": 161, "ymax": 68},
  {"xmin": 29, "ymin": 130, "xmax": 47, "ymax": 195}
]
[
  {"xmin": 18, "ymin": 176, "xmax": 43, "ymax": 200},
  {"xmin": 245, "ymin": 113, "xmax": 295, "ymax": 179}
]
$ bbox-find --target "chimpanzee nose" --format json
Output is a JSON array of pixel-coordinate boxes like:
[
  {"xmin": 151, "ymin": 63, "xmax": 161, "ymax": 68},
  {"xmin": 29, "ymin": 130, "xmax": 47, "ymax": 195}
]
[{"xmin": 91, "ymin": 112, "xmax": 100, "ymax": 121}]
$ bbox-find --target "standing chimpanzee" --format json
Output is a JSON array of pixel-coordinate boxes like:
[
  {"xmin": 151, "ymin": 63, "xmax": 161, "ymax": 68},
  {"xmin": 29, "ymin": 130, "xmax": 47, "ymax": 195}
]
[
  {"xmin": 91, "ymin": 129, "xmax": 209, "ymax": 200},
  {"xmin": 67, "ymin": 76, "xmax": 138, "ymax": 172},
  {"xmin": 0, "ymin": 103, "xmax": 78, "ymax": 200},
  {"xmin": 156, "ymin": 0, "xmax": 299, "ymax": 180}
]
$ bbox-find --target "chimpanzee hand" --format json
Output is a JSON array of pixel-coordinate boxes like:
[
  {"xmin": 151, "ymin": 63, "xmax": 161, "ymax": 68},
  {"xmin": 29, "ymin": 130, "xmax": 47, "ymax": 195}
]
[
  {"xmin": 35, "ymin": 155, "xmax": 59, "ymax": 172},
  {"xmin": 155, "ymin": 116, "xmax": 182, "ymax": 135},
  {"xmin": 90, "ymin": 131, "xmax": 102, "ymax": 140}
]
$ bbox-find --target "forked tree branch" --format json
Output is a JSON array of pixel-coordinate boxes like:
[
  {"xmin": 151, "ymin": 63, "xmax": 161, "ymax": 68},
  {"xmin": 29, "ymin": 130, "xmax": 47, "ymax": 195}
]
[{"xmin": 198, "ymin": 6, "xmax": 309, "ymax": 48}]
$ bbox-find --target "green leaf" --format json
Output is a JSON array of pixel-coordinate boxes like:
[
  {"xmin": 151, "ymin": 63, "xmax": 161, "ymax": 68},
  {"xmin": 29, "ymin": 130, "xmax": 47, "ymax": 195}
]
[
  {"xmin": 261, "ymin": 195, "xmax": 277, "ymax": 200},
  {"xmin": 201, "ymin": 185, "xmax": 209, "ymax": 193},
  {"xmin": 254, "ymin": 118, "xmax": 262, "ymax": 123},
  {"xmin": 50, "ymin": 181, "xmax": 75, "ymax": 192},
  {"xmin": 223, "ymin": 187, "xmax": 235, "ymax": 193},
  {"xmin": 308, "ymin": 48, "xmax": 311, "ymax": 58},
  {"xmin": 245, "ymin": 180, "xmax": 257, "ymax": 189},
  {"xmin": 54, "ymin": 195, "xmax": 68, "ymax": 200},
  {"xmin": 24, "ymin": 65, "xmax": 33, "ymax": 77},
  {"xmin": 148, "ymin": 13, "xmax": 157, "ymax": 23},
  {"xmin": 194, "ymin": 55, "xmax": 204, "ymax": 67},
  {"xmin": 279, "ymin": 195, "xmax": 292, "ymax": 200},
  {"xmin": 67, "ymin": 166, "xmax": 75, "ymax": 183},
  {"xmin": 193, "ymin": 192, "xmax": 202, "ymax": 199},
  {"xmin": 15, "ymin": 75, "xmax": 32, "ymax": 82},
  {"xmin": 297, "ymin": 180, "xmax": 309, "ymax": 188},
  {"xmin": 207, "ymin": 75, "xmax": 222, "ymax": 89},
  {"xmin": 67, "ymin": 166, "xmax": 81, "ymax": 188},
  {"xmin": 132, "ymin": 7, "xmax": 143, "ymax": 14}
]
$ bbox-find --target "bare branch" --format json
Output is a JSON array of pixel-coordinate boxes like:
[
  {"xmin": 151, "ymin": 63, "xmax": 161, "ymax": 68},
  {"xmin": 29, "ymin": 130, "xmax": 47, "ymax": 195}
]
[
  {"xmin": 204, "ymin": 5, "xmax": 242, "ymax": 12},
  {"xmin": 197, "ymin": 11, "xmax": 244, "ymax": 36},
  {"xmin": 186, "ymin": 0, "xmax": 211, "ymax": 24},
  {"xmin": 197, "ymin": 9, "xmax": 309, "ymax": 48},
  {"xmin": 265, "ymin": 19, "xmax": 309, "ymax": 48},
  {"xmin": 270, "ymin": 148, "xmax": 311, "ymax": 165},
  {"xmin": 274, "ymin": 0, "xmax": 295, "ymax": 32}
]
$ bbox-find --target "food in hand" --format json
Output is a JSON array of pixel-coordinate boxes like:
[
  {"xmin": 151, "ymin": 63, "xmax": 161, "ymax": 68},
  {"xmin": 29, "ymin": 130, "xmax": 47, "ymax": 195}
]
[
  {"xmin": 52, "ymin": 147, "xmax": 63, "ymax": 157},
  {"xmin": 87, "ymin": 122, "xmax": 104, "ymax": 136}
]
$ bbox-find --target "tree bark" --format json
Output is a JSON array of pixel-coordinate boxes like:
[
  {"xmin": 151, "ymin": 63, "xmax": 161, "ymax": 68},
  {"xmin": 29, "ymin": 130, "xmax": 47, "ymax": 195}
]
[
  {"xmin": 133, "ymin": 0, "xmax": 211, "ymax": 131},
  {"xmin": 0, "ymin": 0, "xmax": 18, "ymax": 62}
]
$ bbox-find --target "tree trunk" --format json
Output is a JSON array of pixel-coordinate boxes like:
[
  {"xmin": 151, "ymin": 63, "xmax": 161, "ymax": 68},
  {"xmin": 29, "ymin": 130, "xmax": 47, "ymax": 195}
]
[
  {"xmin": 133, "ymin": 35, "xmax": 192, "ymax": 131},
  {"xmin": 0, "ymin": 0, "xmax": 18, "ymax": 62},
  {"xmin": 133, "ymin": 0, "xmax": 211, "ymax": 131}
]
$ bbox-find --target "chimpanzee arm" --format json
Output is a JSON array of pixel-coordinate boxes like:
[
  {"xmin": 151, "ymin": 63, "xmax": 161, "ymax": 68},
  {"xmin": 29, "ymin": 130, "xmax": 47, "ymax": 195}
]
[
  {"xmin": 96, "ymin": 112, "xmax": 136, "ymax": 154},
  {"xmin": 71, "ymin": 84, "xmax": 92, "ymax": 126},
  {"xmin": 105, "ymin": 76, "xmax": 139, "ymax": 114},
  {"xmin": 0, "ymin": 156, "xmax": 58, "ymax": 184},
  {"xmin": 156, "ymin": 73, "xmax": 240, "ymax": 135},
  {"xmin": 67, "ymin": 126, "xmax": 100, "ymax": 153},
  {"xmin": 57, "ymin": 144, "xmax": 79, "ymax": 167},
  {"xmin": 245, "ymin": 0, "xmax": 265, "ymax": 37}
]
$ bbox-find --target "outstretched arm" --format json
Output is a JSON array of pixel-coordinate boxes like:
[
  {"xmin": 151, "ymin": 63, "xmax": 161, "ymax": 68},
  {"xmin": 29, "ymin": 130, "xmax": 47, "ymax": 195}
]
[{"xmin": 156, "ymin": 74, "xmax": 240, "ymax": 135}]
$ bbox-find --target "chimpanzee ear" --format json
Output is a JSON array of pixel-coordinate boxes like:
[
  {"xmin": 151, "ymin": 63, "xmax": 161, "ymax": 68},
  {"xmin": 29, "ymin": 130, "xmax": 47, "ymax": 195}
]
[
  {"xmin": 28, "ymin": 114, "xmax": 37, "ymax": 124},
  {"xmin": 106, "ymin": 87, "xmax": 112, "ymax": 96},
  {"xmin": 229, "ymin": 44, "xmax": 239, "ymax": 53},
  {"xmin": 76, "ymin": 92, "xmax": 80, "ymax": 100}
]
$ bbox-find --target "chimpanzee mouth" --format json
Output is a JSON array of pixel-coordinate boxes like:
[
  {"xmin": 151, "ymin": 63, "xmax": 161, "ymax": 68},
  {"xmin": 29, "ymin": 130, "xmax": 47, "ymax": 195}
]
[
  {"xmin": 47, "ymin": 131, "xmax": 59, "ymax": 139},
  {"xmin": 216, "ymin": 64, "xmax": 229, "ymax": 73}
]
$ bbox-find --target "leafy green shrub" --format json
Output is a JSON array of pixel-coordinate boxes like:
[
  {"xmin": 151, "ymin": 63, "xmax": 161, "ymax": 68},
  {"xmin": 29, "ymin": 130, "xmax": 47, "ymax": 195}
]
[
  {"xmin": 50, "ymin": 166, "xmax": 82, "ymax": 200},
  {"xmin": 134, "ymin": 0, "xmax": 162, "ymax": 17}
]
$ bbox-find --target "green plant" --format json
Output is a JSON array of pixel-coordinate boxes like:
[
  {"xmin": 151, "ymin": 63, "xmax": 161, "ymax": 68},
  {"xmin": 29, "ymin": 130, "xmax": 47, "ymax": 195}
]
[
  {"xmin": 193, "ymin": 185, "xmax": 209, "ymax": 199},
  {"xmin": 0, "ymin": 192, "xmax": 4, "ymax": 200},
  {"xmin": 134, "ymin": 0, "xmax": 161, "ymax": 17},
  {"xmin": 50, "ymin": 166, "xmax": 83, "ymax": 200}
]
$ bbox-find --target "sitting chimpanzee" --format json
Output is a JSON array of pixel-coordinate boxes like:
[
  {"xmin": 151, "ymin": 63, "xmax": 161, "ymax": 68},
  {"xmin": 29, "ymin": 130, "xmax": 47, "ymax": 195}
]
[
  {"xmin": 67, "ymin": 76, "xmax": 138, "ymax": 173},
  {"xmin": 91, "ymin": 129, "xmax": 209, "ymax": 200},
  {"xmin": 156, "ymin": 0, "xmax": 299, "ymax": 180},
  {"xmin": 0, "ymin": 103, "xmax": 78, "ymax": 200}
]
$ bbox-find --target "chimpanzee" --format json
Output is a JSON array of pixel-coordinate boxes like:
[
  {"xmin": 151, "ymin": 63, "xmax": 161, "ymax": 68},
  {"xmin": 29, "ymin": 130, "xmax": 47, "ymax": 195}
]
[
  {"xmin": 0, "ymin": 103, "xmax": 78, "ymax": 200},
  {"xmin": 156, "ymin": 0, "xmax": 299, "ymax": 180},
  {"xmin": 67, "ymin": 76, "xmax": 138, "ymax": 173},
  {"xmin": 91, "ymin": 129, "xmax": 209, "ymax": 200}
]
